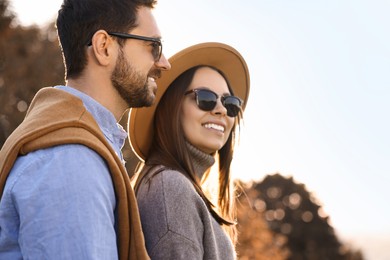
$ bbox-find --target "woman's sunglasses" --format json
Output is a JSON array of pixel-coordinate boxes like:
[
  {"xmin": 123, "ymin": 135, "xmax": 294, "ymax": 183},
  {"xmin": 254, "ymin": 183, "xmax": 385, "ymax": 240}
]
[{"xmin": 184, "ymin": 88, "xmax": 242, "ymax": 117}]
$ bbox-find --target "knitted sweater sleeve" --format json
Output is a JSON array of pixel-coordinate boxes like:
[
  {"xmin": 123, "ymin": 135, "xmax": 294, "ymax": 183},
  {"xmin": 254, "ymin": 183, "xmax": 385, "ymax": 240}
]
[{"xmin": 136, "ymin": 169, "xmax": 207, "ymax": 259}]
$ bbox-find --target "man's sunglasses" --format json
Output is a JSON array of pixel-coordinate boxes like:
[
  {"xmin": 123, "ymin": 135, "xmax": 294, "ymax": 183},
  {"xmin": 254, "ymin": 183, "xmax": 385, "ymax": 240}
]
[
  {"xmin": 184, "ymin": 88, "xmax": 242, "ymax": 117},
  {"xmin": 88, "ymin": 32, "xmax": 162, "ymax": 62}
]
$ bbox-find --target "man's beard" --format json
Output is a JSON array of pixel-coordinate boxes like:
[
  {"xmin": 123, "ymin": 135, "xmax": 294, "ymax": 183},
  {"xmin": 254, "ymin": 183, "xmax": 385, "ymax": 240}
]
[{"xmin": 111, "ymin": 50, "xmax": 158, "ymax": 108}]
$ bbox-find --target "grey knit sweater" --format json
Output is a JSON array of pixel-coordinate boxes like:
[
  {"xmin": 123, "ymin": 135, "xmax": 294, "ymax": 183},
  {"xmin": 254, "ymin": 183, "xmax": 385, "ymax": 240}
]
[{"xmin": 136, "ymin": 144, "xmax": 235, "ymax": 260}]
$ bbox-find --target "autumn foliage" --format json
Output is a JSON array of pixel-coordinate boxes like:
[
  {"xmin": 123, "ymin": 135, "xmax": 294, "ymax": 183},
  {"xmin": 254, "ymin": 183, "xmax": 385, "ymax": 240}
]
[{"xmin": 236, "ymin": 175, "xmax": 364, "ymax": 259}]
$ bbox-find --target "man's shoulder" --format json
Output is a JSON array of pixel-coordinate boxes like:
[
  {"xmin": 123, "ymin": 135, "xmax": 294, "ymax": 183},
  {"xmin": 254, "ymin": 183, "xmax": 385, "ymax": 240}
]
[
  {"xmin": 7, "ymin": 143, "xmax": 111, "ymax": 198},
  {"xmin": 12, "ymin": 144, "xmax": 106, "ymax": 174}
]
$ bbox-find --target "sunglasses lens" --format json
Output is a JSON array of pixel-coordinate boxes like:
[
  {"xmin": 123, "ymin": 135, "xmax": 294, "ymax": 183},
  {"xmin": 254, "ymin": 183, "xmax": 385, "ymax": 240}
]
[
  {"xmin": 196, "ymin": 90, "xmax": 217, "ymax": 111},
  {"xmin": 189, "ymin": 89, "xmax": 242, "ymax": 117},
  {"xmin": 223, "ymin": 96, "xmax": 242, "ymax": 117}
]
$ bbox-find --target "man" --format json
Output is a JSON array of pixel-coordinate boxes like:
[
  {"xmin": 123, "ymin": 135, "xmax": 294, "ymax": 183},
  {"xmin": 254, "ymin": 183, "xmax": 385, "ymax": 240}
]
[{"xmin": 0, "ymin": 0, "xmax": 170, "ymax": 259}]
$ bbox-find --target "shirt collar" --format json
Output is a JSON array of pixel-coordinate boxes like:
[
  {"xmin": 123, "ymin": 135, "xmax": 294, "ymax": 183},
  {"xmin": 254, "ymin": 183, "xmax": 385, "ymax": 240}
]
[{"xmin": 55, "ymin": 86, "xmax": 127, "ymax": 154}]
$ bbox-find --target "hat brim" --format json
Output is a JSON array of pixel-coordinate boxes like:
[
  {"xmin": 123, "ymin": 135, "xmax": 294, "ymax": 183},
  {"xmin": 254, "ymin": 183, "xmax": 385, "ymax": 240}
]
[{"xmin": 129, "ymin": 42, "xmax": 250, "ymax": 161}]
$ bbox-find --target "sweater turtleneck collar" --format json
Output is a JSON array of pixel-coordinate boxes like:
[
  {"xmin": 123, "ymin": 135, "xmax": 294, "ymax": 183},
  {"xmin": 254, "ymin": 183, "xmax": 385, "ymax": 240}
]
[{"xmin": 185, "ymin": 141, "xmax": 215, "ymax": 180}]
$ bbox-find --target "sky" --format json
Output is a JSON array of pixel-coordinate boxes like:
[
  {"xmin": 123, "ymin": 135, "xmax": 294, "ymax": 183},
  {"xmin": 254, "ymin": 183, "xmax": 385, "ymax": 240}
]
[{"xmin": 10, "ymin": 0, "xmax": 390, "ymax": 259}]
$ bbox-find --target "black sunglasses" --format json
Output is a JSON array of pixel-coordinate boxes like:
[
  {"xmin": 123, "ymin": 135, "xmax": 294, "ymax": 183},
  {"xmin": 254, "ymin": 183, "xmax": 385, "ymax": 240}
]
[
  {"xmin": 184, "ymin": 88, "xmax": 242, "ymax": 117},
  {"xmin": 88, "ymin": 32, "xmax": 162, "ymax": 62}
]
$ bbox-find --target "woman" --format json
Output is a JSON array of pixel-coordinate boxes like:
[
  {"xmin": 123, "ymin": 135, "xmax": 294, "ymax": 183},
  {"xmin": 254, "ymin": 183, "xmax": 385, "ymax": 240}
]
[{"xmin": 129, "ymin": 42, "xmax": 250, "ymax": 259}]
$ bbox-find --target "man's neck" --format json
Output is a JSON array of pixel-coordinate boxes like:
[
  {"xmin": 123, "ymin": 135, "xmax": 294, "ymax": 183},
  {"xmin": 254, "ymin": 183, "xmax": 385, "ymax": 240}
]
[{"xmin": 66, "ymin": 78, "xmax": 127, "ymax": 122}]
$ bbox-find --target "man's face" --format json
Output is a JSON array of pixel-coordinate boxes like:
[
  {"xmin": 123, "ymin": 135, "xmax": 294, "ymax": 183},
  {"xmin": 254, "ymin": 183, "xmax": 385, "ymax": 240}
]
[
  {"xmin": 111, "ymin": 48, "xmax": 160, "ymax": 107},
  {"xmin": 110, "ymin": 6, "xmax": 170, "ymax": 108}
]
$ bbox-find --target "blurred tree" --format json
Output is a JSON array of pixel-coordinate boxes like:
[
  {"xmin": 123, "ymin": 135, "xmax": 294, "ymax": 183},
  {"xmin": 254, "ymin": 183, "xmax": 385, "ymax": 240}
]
[
  {"xmin": 243, "ymin": 173, "xmax": 365, "ymax": 260},
  {"xmin": 0, "ymin": 0, "xmax": 64, "ymax": 147},
  {"xmin": 0, "ymin": 0, "xmax": 14, "ymax": 33},
  {"xmin": 236, "ymin": 180, "xmax": 290, "ymax": 259}
]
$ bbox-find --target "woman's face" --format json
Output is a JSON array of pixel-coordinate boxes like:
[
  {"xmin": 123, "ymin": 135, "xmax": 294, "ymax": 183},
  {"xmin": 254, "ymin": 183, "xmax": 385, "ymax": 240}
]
[{"xmin": 181, "ymin": 67, "xmax": 235, "ymax": 154}]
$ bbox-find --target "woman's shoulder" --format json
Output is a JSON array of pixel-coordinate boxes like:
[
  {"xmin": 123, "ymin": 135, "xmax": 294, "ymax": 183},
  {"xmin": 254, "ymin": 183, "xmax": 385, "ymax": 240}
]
[
  {"xmin": 137, "ymin": 168, "xmax": 209, "ymax": 246},
  {"xmin": 152, "ymin": 167, "xmax": 197, "ymax": 196},
  {"xmin": 137, "ymin": 166, "xmax": 200, "ymax": 204},
  {"xmin": 136, "ymin": 166, "xmax": 207, "ymax": 246},
  {"xmin": 161, "ymin": 168, "xmax": 194, "ymax": 187}
]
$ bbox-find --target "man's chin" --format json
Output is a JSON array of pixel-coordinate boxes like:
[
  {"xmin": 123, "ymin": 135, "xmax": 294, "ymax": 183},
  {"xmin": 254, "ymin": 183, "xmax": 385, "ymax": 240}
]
[
  {"xmin": 128, "ymin": 96, "xmax": 155, "ymax": 108},
  {"xmin": 143, "ymin": 93, "xmax": 156, "ymax": 107}
]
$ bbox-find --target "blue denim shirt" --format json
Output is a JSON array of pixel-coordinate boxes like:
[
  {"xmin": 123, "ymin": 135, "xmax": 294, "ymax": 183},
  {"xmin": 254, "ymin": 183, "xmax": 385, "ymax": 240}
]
[{"xmin": 0, "ymin": 86, "xmax": 127, "ymax": 259}]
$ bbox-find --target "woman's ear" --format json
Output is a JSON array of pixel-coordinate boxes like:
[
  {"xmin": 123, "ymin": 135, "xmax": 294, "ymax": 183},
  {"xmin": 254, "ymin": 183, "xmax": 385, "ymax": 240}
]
[{"xmin": 89, "ymin": 30, "xmax": 116, "ymax": 66}]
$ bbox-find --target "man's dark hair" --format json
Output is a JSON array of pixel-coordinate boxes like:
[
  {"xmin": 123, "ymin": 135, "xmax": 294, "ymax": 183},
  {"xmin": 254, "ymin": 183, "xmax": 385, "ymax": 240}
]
[{"xmin": 56, "ymin": 0, "xmax": 157, "ymax": 79}]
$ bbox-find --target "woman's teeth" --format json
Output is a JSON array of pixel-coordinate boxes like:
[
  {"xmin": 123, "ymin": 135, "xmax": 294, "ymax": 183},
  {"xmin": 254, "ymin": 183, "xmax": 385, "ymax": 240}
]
[{"xmin": 203, "ymin": 123, "xmax": 224, "ymax": 132}]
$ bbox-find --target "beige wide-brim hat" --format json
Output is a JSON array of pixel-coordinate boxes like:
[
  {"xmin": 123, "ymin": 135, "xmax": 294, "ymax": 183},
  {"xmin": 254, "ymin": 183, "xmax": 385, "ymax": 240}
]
[{"xmin": 128, "ymin": 42, "xmax": 250, "ymax": 161}]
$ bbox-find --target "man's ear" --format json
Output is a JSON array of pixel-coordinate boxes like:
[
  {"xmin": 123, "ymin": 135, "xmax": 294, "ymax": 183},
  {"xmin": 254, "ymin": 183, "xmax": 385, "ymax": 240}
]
[{"xmin": 90, "ymin": 30, "xmax": 116, "ymax": 66}]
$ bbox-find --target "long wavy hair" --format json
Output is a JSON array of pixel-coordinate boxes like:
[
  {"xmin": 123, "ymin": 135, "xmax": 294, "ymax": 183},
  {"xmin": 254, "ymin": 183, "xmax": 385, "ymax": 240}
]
[{"xmin": 135, "ymin": 65, "xmax": 243, "ymax": 244}]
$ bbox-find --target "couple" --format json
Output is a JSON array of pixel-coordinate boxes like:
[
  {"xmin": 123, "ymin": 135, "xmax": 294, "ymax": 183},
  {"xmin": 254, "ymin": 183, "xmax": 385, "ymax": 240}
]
[{"xmin": 0, "ymin": 0, "xmax": 250, "ymax": 259}]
